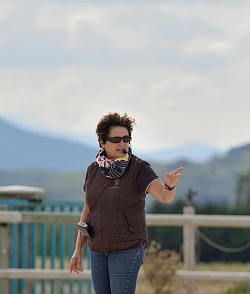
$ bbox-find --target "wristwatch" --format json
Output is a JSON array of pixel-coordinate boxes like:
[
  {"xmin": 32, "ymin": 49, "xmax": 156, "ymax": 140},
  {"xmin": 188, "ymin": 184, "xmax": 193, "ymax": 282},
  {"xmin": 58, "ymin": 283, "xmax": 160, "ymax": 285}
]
[{"xmin": 164, "ymin": 183, "xmax": 175, "ymax": 191}]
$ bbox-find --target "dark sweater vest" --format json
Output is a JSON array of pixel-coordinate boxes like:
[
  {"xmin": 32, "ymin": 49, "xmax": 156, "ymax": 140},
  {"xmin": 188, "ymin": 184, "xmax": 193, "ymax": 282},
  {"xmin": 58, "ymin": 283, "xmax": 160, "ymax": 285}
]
[{"xmin": 85, "ymin": 155, "xmax": 148, "ymax": 252}]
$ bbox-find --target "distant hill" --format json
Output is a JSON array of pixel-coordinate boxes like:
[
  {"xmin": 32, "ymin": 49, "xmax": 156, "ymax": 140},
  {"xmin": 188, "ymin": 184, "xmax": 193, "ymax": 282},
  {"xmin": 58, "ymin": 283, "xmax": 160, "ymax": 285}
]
[
  {"xmin": 0, "ymin": 117, "xmax": 97, "ymax": 171},
  {"xmin": 139, "ymin": 141, "xmax": 222, "ymax": 163},
  {"xmin": 1, "ymin": 116, "xmax": 223, "ymax": 171},
  {"xmin": 1, "ymin": 117, "xmax": 250, "ymax": 207},
  {"xmin": 150, "ymin": 143, "xmax": 250, "ymax": 207},
  {"xmin": 1, "ymin": 141, "xmax": 250, "ymax": 207}
]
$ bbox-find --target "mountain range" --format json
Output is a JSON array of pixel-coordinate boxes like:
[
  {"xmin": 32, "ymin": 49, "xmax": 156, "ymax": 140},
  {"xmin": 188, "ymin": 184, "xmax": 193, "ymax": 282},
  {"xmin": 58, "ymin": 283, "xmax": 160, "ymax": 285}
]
[
  {"xmin": 1, "ymin": 117, "xmax": 221, "ymax": 170},
  {"xmin": 1, "ymin": 117, "xmax": 96, "ymax": 171},
  {"xmin": 139, "ymin": 141, "xmax": 222, "ymax": 164},
  {"xmin": 1, "ymin": 117, "xmax": 250, "ymax": 207}
]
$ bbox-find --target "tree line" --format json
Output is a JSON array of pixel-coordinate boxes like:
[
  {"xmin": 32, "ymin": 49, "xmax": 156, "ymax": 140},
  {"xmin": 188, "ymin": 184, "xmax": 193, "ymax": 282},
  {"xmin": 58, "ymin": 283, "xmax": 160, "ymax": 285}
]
[{"xmin": 148, "ymin": 169, "xmax": 250, "ymax": 262}]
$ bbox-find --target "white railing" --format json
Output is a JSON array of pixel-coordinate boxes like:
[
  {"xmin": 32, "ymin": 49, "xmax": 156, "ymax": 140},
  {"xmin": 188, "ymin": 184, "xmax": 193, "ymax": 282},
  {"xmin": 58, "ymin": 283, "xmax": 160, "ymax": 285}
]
[{"xmin": 1, "ymin": 208, "xmax": 250, "ymax": 294}]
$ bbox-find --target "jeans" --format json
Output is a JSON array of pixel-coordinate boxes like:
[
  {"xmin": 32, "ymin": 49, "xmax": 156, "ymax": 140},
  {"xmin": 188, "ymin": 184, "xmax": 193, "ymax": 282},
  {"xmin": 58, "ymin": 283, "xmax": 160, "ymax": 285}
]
[{"xmin": 90, "ymin": 245, "xmax": 146, "ymax": 294}]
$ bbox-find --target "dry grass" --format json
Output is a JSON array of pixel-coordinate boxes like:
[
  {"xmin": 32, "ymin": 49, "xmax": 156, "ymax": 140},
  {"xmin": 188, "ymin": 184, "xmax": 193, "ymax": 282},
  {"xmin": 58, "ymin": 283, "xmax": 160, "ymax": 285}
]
[
  {"xmin": 137, "ymin": 241, "xmax": 250, "ymax": 294},
  {"xmin": 137, "ymin": 279, "xmax": 249, "ymax": 294},
  {"xmin": 137, "ymin": 263, "xmax": 250, "ymax": 294}
]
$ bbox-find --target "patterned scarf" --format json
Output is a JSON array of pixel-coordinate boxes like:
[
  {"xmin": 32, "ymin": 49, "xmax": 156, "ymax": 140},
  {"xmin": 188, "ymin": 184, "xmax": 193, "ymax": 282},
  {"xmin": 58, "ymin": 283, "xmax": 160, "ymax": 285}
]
[{"xmin": 96, "ymin": 147, "xmax": 132, "ymax": 178}]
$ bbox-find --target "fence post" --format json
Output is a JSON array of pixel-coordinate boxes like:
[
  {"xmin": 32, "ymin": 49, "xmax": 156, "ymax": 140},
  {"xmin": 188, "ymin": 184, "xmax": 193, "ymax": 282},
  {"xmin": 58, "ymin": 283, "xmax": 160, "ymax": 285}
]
[
  {"xmin": 0, "ymin": 223, "xmax": 9, "ymax": 293},
  {"xmin": 183, "ymin": 205, "xmax": 196, "ymax": 294}
]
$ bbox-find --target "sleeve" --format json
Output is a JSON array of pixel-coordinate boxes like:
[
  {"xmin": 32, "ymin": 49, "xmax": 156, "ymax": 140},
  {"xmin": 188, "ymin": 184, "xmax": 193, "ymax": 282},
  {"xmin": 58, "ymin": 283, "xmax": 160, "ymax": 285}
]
[{"xmin": 135, "ymin": 163, "xmax": 159, "ymax": 193}]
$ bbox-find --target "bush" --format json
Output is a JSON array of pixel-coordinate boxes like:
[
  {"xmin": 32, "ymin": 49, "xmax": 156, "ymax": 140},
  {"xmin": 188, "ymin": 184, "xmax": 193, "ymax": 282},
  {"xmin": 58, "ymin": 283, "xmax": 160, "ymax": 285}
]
[{"xmin": 143, "ymin": 241, "xmax": 181, "ymax": 294}]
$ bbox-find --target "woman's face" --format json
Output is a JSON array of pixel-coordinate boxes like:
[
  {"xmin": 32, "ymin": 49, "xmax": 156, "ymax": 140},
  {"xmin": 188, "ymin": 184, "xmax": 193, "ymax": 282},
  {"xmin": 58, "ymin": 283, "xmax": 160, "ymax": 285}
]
[{"xmin": 100, "ymin": 126, "xmax": 130, "ymax": 160}]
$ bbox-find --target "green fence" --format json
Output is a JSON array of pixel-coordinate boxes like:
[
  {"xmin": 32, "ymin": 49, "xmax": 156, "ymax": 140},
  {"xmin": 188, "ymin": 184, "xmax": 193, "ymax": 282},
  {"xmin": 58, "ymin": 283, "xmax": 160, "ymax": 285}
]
[{"xmin": 0, "ymin": 199, "xmax": 92, "ymax": 294}]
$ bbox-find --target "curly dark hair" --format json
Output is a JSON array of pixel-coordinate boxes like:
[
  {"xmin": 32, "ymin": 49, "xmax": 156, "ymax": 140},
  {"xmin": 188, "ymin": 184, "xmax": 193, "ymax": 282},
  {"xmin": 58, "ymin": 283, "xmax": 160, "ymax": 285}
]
[{"xmin": 96, "ymin": 112, "xmax": 136, "ymax": 145}]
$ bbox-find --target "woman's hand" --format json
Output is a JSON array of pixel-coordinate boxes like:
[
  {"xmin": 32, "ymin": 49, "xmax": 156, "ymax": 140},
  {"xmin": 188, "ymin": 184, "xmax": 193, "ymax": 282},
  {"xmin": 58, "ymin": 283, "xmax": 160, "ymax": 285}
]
[
  {"xmin": 165, "ymin": 167, "xmax": 184, "ymax": 188},
  {"xmin": 69, "ymin": 249, "xmax": 83, "ymax": 274},
  {"xmin": 148, "ymin": 166, "xmax": 184, "ymax": 203}
]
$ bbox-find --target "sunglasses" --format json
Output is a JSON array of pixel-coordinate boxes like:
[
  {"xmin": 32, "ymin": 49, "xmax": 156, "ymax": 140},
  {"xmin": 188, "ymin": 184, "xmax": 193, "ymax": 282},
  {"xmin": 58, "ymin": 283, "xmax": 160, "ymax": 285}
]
[{"xmin": 106, "ymin": 136, "xmax": 132, "ymax": 143}]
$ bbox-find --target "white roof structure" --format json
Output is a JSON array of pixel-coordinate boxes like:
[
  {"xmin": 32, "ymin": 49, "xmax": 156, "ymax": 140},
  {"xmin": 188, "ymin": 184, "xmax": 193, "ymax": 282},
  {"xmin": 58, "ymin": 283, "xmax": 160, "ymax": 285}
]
[{"xmin": 0, "ymin": 185, "xmax": 45, "ymax": 201}]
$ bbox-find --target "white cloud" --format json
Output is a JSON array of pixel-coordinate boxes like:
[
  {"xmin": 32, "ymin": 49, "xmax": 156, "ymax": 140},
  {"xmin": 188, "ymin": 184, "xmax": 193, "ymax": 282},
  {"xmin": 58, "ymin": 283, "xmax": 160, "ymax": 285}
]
[
  {"xmin": 1, "ymin": 63, "xmax": 250, "ymax": 151},
  {"xmin": 182, "ymin": 38, "xmax": 233, "ymax": 57},
  {"xmin": 0, "ymin": 2, "xmax": 13, "ymax": 21},
  {"xmin": 156, "ymin": 2, "xmax": 250, "ymax": 35},
  {"xmin": 155, "ymin": 2, "xmax": 250, "ymax": 58},
  {"xmin": 67, "ymin": 10, "xmax": 102, "ymax": 47},
  {"xmin": 0, "ymin": 2, "xmax": 15, "ymax": 45},
  {"xmin": 35, "ymin": 3, "xmax": 149, "ymax": 52},
  {"xmin": 1, "ymin": 1, "xmax": 250, "ymax": 152}
]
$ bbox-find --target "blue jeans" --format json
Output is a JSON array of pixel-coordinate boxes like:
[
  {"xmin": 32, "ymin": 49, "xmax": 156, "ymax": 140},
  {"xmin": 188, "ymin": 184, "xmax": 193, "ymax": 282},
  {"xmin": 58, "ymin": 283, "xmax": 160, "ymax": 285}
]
[{"xmin": 90, "ymin": 245, "xmax": 146, "ymax": 294}]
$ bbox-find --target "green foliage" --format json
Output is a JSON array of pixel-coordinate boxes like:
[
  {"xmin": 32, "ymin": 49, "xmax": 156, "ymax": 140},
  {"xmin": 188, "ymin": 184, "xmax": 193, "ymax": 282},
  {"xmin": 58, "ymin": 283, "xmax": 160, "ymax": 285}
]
[
  {"xmin": 149, "ymin": 199, "xmax": 250, "ymax": 262},
  {"xmin": 148, "ymin": 199, "xmax": 185, "ymax": 252},
  {"xmin": 236, "ymin": 170, "xmax": 250, "ymax": 210},
  {"xmin": 44, "ymin": 171, "xmax": 85, "ymax": 200},
  {"xmin": 197, "ymin": 227, "xmax": 250, "ymax": 262},
  {"xmin": 0, "ymin": 169, "xmax": 86, "ymax": 201}
]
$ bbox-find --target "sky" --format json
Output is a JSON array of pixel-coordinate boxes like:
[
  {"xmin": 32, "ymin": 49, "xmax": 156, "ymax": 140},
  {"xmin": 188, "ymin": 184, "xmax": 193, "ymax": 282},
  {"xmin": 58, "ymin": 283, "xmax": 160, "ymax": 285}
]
[{"xmin": 1, "ymin": 0, "xmax": 250, "ymax": 153}]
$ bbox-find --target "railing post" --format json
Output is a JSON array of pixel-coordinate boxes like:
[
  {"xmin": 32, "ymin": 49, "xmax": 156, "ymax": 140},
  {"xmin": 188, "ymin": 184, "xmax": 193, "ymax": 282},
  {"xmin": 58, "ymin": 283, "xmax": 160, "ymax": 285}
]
[
  {"xmin": 0, "ymin": 223, "xmax": 9, "ymax": 293},
  {"xmin": 183, "ymin": 205, "xmax": 196, "ymax": 294}
]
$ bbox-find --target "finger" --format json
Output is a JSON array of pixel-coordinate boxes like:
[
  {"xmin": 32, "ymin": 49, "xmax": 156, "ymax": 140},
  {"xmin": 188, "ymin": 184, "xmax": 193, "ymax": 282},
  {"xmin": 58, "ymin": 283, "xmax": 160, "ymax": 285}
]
[
  {"xmin": 165, "ymin": 175, "xmax": 174, "ymax": 182},
  {"xmin": 173, "ymin": 167, "xmax": 184, "ymax": 174},
  {"xmin": 70, "ymin": 258, "xmax": 80, "ymax": 272},
  {"xmin": 71, "ymin": 264, "xmax": 83, "ymax": 274},
  {"xmin": 77, "ymin": 262, "xmax": 83, "ymax": 272},
  {"xmin": 69, "ymin": 262, "xmax": 74, "ymax": 272},
  {"xmin": 75, "ymin": 266, "xmax": 83, "ymax": 272},
  {"xmin": 175, "ymin": 172, "xmax": 183, "ymax": 177},
  {"xmin": 70, "ymin": 263, "xmax": 77, "ymax": 274},
  {"xmin": 165, "ymin": 171, "xmax": 183, "ymax": 179}
]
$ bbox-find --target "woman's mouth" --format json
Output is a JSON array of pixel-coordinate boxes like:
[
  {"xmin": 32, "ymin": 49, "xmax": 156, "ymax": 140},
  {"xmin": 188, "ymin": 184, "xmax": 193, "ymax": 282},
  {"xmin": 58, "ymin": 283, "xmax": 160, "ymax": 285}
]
[{"xmin": 117, "ymin": 149, "xmax": 127, "ymax": 154}]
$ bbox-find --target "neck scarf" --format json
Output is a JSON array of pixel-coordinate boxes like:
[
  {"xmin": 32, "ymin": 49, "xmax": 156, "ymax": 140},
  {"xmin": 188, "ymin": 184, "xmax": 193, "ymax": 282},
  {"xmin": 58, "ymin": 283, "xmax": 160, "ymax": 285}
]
[{"xmin": 96, "ymin": 147, "xmax": 132, "ymax": 178}]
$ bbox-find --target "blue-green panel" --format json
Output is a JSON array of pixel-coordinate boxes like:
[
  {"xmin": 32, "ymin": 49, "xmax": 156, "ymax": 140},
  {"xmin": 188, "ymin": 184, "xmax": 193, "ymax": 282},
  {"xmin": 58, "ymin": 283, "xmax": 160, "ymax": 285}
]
[{"xmin": 0, "ymin": 198, "xmax": 91, "ymax": 293}]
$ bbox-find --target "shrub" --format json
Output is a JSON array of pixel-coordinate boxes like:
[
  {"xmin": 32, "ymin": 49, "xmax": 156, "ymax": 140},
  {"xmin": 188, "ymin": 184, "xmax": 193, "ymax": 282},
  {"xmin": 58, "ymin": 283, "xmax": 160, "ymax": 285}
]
[{"xmin": 143, "ymin": 241, "xmax": 181, "ymax": 294}]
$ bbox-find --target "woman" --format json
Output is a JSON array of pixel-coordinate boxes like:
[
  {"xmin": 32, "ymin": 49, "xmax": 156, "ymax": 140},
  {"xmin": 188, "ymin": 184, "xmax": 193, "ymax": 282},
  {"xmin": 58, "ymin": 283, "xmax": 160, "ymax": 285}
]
[{"xmin": 69, "ymin": 112, "xmax": 184, "ymax": 294}]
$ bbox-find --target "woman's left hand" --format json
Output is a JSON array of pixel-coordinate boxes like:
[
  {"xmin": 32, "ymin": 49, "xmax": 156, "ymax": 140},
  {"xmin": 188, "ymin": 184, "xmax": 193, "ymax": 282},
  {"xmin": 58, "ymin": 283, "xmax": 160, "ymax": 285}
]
[{"xmin": 165, "ymin": 167, "xmax": 184, "ymax": 188}]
